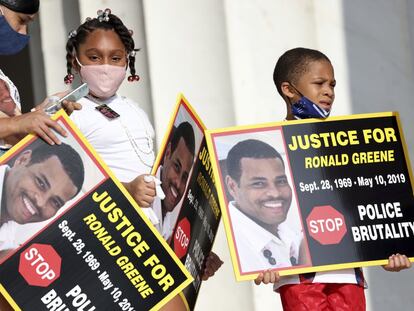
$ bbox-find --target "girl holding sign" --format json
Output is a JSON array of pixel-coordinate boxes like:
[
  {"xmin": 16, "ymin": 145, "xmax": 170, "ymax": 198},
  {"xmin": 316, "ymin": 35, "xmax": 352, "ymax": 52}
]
[{"xmin": 65, "ymin": 9, "xmax": 222, "ymax": 310}]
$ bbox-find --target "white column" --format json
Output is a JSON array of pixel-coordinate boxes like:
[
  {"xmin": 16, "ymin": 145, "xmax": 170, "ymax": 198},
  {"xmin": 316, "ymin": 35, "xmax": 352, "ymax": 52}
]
[
  {"xmin": 38, "ymin": 0, "xmax": 68, "ymax": 94},
  {"xmin": 143, "ymin": 1, "xmax": 247, "ymax": 311},
  {"xmin": 143, "ymin": 0, "xmax": 235, "ymax": 146},
  {"xmin": 222, "ymin": 0, "xmax": 353, "ymax": 125},
  {"xmin": 223, "ymin": 0, "xmax": 319, "ymax": 126},
  {"xmin": 215, "ymin": 2, "xmax": 306, "ymax": 306}
]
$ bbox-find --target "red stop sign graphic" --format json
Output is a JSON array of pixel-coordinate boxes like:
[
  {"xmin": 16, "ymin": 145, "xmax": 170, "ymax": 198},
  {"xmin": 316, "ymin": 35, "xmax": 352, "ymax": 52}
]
[
  {"xmin": 19, "ymin": 243, "xmax": 61, "ymax": 287},
  {"xmin": 306, "ymin": 205, "xmax": 347, "ymax": 245},
  {"xmin": 174, "ymin": 218, "xmax": 191, "ymax": 259}
]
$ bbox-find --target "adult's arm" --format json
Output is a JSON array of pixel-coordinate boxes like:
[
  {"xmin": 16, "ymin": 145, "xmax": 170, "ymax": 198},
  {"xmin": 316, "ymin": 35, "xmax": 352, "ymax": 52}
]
[
  {"xmin": 0, "ymin": 95, "xmax": 81, "ymax": 145},
  {"xmin": 0, "ymin": 110, "xmax": 67, "ymax": 145}
]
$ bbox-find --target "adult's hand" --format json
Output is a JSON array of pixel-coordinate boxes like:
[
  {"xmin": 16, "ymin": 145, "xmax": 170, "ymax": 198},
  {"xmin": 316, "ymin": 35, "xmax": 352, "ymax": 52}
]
[{"xmin": 1, "ymin": 108, "xmax": 67, "ymax": 145}]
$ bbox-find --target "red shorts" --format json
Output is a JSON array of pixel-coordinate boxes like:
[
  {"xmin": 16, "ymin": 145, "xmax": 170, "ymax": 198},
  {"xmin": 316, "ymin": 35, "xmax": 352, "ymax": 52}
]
[{"xmin": 279, "ymin": 283, "xmax": 365, "ymax": 311}]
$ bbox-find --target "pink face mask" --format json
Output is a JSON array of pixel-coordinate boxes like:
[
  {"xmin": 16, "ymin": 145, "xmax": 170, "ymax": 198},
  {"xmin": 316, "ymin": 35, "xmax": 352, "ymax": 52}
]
[{"xmin": 76, "ymin": 58, "xmax": 126, "ymax": 99}]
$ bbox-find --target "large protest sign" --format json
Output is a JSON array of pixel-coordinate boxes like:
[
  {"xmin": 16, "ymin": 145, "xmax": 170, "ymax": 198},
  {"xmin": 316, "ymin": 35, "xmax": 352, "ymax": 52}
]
[
  {"xmin": 0, "ymin": 111, "xmax": 192, "ymax": 310},
  {"xmin": 150, "ymin": 95, "xmax": 221, "ymax": 310},
  {"xmin": 205, "ymin": 112, "xmax": 414, "ymax": 281}
]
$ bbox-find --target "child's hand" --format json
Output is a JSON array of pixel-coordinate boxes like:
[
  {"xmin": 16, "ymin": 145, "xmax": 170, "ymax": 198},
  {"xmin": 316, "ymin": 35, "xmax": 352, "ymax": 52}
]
[
  {"xmin": 202, "ymin": 251, "xmax": 224, "ymax": 281},
  {"xmin": 35, "ymin": 91, "xmax": 82, "ymax": 116},
  {"xmin": 123, "ymin": 174, "xmax": 156, "ymax": 207},
  {"xmin": 254, "ymin": 269, "xmax": 280, "ymax": 285},
  {"xmin": 382, "ymin": 253, "xmax": 412, "ymax": 272},
  {"xmin": 60, "ymin": 99, "xmax": 82, "ymax": 115}
]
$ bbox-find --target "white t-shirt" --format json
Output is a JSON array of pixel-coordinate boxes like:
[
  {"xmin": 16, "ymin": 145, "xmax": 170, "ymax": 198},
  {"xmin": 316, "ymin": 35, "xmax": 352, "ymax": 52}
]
[
  {"xmin": 228, "ymin": 202, "xmax": 301, "ymax": 273},
  {"xmin": 0, "ymin": 165, "xmax": 18, "ymax": 251},
  {"xmin": 70, "ymin": 95, "xmax": 155, "ymax": 181}
]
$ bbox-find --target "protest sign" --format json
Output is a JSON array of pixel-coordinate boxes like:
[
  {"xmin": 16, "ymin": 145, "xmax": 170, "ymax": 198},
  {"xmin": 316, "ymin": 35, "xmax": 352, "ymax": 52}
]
[
  {"xmin": 205, "ymin": 112, "xmax": 414, "ymax": 281},
  {"xmin": 0, "ymin": 111, "xmax": 192, "ymax": 310},
  {"xmin": 151, "ymin": 95, "xmax": 221, "ymax": 310}
]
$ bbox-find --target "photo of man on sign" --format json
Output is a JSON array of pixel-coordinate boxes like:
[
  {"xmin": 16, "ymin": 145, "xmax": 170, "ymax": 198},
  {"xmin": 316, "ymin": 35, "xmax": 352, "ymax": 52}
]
[
  {"xmin": 153, "ymin": 121, "xmax": 196, "ymax": 241},
  {"xmin": 0, "ymin": 139, "xmax": 85, "ymax": 252},
  {"xmin": 215, "ymin": 129, "xmax": 310, "ymax": 274}
]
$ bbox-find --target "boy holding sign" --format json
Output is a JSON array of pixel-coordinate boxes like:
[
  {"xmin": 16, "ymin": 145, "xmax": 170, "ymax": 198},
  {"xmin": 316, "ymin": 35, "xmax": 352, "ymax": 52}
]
[{"xmin": 256, "ymin": 47, "xmax": 411, "ymax": 310}]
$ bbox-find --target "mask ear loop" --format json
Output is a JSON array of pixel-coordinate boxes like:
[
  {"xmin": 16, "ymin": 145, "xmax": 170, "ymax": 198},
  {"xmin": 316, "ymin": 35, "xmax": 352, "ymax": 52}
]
[
  {"xmin": 289, "ymin": 83, "xmax": 304, "ymax": 98},
  {"xmin": 289, "ymin": 82, "xmax": 329, "ymax": 118},
  {"xmin": 75, "ymin": 56, "xmax": 84, "ymax": 68},
  {"xmin": 0, "ymin": 7, "xmax": 4, "ymax": 16},
  {"xmin": 286, "ymin": 82, "xmax": 303, "ymax": 106}
]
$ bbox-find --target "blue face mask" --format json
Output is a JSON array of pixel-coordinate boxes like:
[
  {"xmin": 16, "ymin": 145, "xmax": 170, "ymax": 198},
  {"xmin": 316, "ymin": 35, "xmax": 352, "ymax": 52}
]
[
  {"xmin": 291, "ymin": 96, "xmax": 330, "ymax": 119},
  {"xmin": 0, "ymin": 15, "xmax": 30, "ymax": 55}
]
